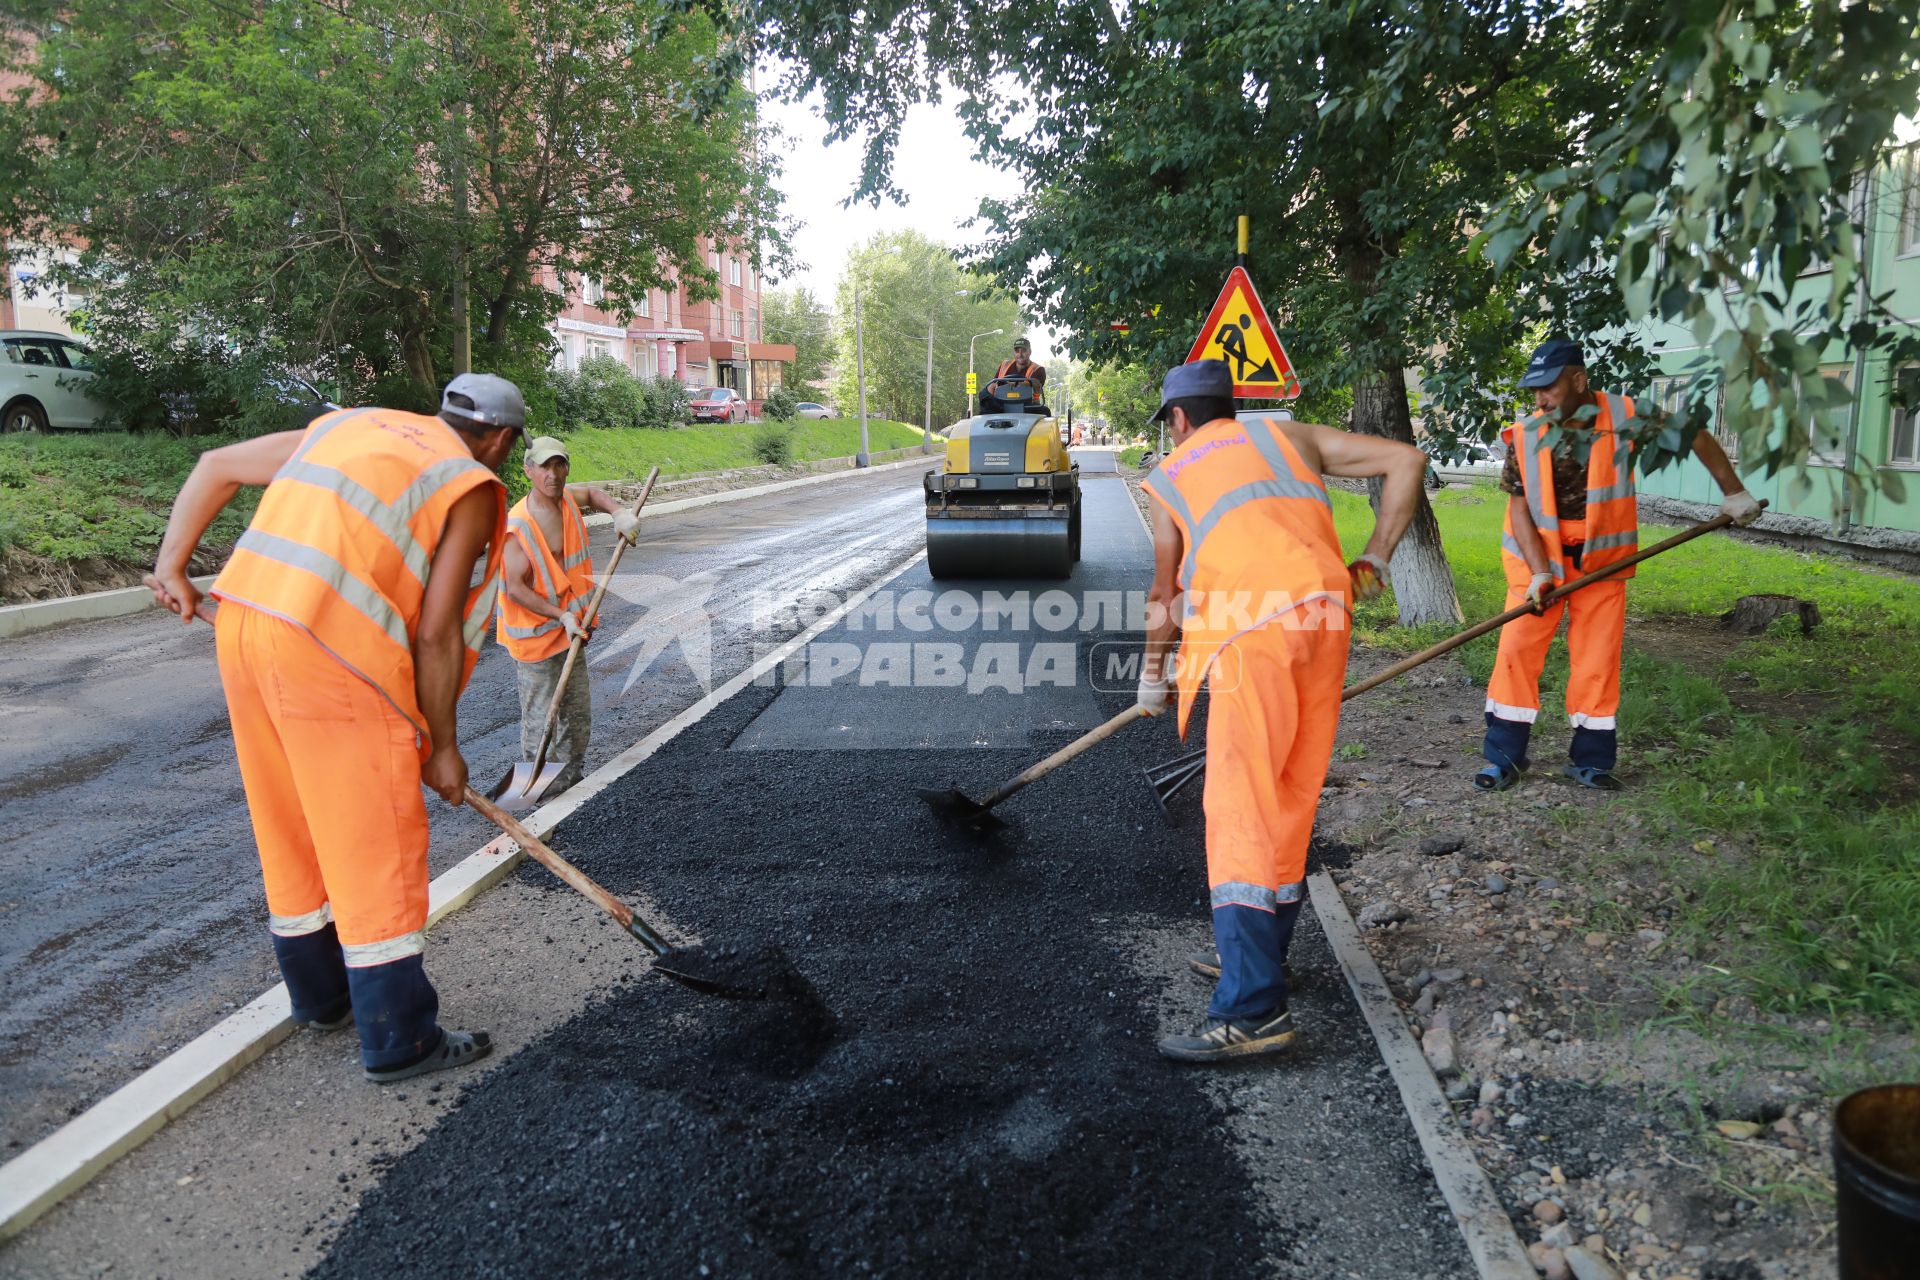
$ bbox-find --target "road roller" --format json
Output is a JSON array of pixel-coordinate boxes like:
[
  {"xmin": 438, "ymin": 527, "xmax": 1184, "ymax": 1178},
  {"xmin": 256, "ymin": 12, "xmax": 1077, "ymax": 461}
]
[{"xmin": 924, "ymin": 375, "xmax": 1081, "ymax": 578}]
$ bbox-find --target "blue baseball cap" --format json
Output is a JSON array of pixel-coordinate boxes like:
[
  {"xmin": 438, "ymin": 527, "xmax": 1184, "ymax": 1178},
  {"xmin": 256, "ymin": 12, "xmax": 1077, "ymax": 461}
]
[
  {"xmin": 1150, "ymin": 359, "xmax": 1234, "ymax": 422},
  {"xmin": 1519, "ymin": 339, "xmax": 1584, "ymax": 389}
]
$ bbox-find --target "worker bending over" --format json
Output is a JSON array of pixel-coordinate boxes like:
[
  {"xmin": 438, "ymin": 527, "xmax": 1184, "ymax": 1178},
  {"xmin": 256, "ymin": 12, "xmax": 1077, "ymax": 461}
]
[
  {"xmin": 995, "ymin": 337, "xmax": 1046, "ymax": 394},
  {"xmin": 1139, "ymin": 360, "xmax": 1426, "ymax": 1062},
  {"xmin": 497, "ymin": 435, "xmax": 639, "ymax": 796},
  {"xmin": 144, "ymin": 374, "xmax": 525, "ymax": 1083},
  {"xmin": 1478, "ymin": 340, "xmax": 1759, "ymax": 792}
]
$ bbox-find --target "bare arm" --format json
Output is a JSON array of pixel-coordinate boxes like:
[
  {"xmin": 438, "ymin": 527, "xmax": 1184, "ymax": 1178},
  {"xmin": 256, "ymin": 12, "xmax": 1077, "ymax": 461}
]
[
  {"xmin": 415, "ymin": 485, "xmax": 499, "ymax": 804},
  {"xmin": 1145, "ymin": 499, "xmax": 1184, "ymax": 685},
  {"xmin": 500, "ymin": 537, "xmax": 565, "ymax": 622},
  {"xmin": 144, "ymin": 430, "xmax": 306, "ymax": 623},
  {"xmin": 1691, "ymin": 431, "xmax": 1744, "ymax": 495},
  {"xmin": 1289, "ymin": 420, "xmax": 1428, "ymax": 564},
  {"xmin": 566, "ymin": 482, "xmax": 622, "ymax": 517}
]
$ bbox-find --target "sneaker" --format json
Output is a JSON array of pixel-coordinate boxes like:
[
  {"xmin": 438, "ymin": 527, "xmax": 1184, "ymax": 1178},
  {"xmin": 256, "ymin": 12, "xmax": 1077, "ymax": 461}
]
[
  {"xmin": 302, "ymin": 1009, "xmax": 353, "ymax": 1032},
  {"xmin": 1157, "ymin": 1007, "xmax": 1296, "ymax": 1062},
  {"xmin": 364, "ymin": 1029, "xmax": 492, "ymax": 1084},
  {"xmin": 1186, "ymin": 949, "xmax": 1299, "ymax": 991}
]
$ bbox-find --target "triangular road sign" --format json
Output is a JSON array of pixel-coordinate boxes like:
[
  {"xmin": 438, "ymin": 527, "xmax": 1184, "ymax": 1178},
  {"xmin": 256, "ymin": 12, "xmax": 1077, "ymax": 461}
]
[{"xmin": 1185, "ymin": 266, "xmax": 1301, "ymax": 400}]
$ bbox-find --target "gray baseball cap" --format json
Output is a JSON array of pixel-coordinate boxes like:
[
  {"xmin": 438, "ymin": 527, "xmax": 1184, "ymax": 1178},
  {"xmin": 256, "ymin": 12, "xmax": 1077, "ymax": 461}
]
[{"xmin": 441, "ymin": 372, "xmax": 527, "ymax": 430}]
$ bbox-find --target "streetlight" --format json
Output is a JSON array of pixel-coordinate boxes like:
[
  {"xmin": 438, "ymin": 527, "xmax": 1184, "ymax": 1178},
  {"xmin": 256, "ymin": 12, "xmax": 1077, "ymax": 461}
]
[
  {"xmin": 967, "ymin": 328, "xmax": 1005, "ymax": 417},
  {"xmin": 923, "ymin": 289, "xmax": 971, "ymax": 453},
  {"xmin": 852, "ymin": 245, "xmax": 901, "ymax": 468}
]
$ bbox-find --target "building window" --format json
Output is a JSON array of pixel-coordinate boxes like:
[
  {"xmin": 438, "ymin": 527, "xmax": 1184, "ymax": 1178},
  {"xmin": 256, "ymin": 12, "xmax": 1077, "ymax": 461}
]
[
  {"xmin": 1900, "ymin": 147, "xmax": 1920, "ymax": 257},
  {"xmin": 749, "ymin": 307, "xmax": 759, "ymax": 342},
  {"xmin": 583, "ymin": 276, "xmax": 605, "ymax": 306},
  {"xmin": 1811, "ymin": 365, "xmax": 1854, "ymax": 466},
  {"xmin": 710, "ymin": 251, "xmax": 720, "ymax": 276},
  {"xmin": 634, "ymin": 291, "xmax": 651, "ymax": 319},
  {"xmin": 1892, "ymin": 368, "xmax": 1920, "ymax": 467},
  {"xmin": 731, "ymin": 309, "xmax": 744, "ymax": 338},
  {"xmin": 633, "ymin": 344, "xmax": 658, "ymax": 379},
  {"xmin": 728, "ymin": 257, "xmax": 743, "ymax": 286},
  {"xmin": 585, "ymin": 337, "xmax": 614, "ymax": 364}
]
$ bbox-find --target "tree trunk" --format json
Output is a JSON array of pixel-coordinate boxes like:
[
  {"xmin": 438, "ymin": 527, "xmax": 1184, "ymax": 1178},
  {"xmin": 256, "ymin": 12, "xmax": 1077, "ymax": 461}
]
[{"xmin": 1353, "ymin": 362, "xmax": 1463, "ymax": 626}]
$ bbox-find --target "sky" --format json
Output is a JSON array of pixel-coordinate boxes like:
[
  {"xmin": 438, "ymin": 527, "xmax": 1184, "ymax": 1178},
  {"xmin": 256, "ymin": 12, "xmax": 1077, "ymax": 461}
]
[{"xmin": 756, "ymin": 82, "xmax": 1064, "ymax": 367}]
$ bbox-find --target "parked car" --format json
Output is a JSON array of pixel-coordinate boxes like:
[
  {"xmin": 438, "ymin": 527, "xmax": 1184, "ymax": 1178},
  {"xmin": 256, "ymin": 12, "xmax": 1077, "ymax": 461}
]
[
  {"xmin": 794, "ymin": 401, "xmax": 832, "ymax": 419},
  {"xmin": 689, "ymin": 386, "xmax": 748, "ymax": 423},
  {"xmin": 1, "ymin": 330, "xmax": 112, "ymax": 432},
  {"xmin": 165, "ymin": 372, "xmax": 339, "ymax": 435}
]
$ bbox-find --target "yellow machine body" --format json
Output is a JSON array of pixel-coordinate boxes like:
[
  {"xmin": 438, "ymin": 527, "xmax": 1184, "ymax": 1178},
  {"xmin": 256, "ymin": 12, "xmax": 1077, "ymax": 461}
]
[{"xmin": 925, "ymin": 398, "xmax": 1082, "ymax": 580}]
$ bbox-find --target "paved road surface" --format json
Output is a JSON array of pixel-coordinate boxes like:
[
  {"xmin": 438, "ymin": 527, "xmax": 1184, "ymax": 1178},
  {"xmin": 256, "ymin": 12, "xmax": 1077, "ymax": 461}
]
[{"xmin": 0, "ymin": 465, "xmax": 927, "ymax": 1154}]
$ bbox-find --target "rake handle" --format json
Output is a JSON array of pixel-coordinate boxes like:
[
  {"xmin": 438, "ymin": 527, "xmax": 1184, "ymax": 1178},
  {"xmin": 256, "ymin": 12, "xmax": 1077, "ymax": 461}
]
[
  {"xmin": 1339, "ymin": 504, "xmax": 1762, "ymax": 702},
  {"xmin": 529, "ymin": 467, "xmax": 661, "ymax": 776},
  {"xmin": 982, "ymin": 704, "xmax": 1150, "ymax": 810},
  {"xmin": 463, "ymin": 786, "xmax": 674, "ymax": 956}
]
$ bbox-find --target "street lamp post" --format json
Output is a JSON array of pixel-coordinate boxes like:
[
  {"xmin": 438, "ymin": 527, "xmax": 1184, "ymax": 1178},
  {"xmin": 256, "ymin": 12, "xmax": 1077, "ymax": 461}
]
[
  {"xmin": 923, "ymin": 289, "xmax": 970, "ymax": 454},
  {"xmin": 853, "ymin": 245, "xmax": 902, "ymax": 468},
  {"xmin": 967, "ymin": 328, "xmax": 1004, "ymax": 417}
]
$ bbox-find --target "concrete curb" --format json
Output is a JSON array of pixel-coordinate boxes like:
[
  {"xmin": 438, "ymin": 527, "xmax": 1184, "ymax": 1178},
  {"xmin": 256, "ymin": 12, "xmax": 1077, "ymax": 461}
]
[
  {"xmin": 1307, "ymin": 872, "xmax": 1535, "ymax": 1280},
  {"xmin": 0, "ymin": 456, "xmax": 933, "ymax": 641},
  {"xmin": 0, "ymin": 542, "xmax": 930, "ymax": 1244}
]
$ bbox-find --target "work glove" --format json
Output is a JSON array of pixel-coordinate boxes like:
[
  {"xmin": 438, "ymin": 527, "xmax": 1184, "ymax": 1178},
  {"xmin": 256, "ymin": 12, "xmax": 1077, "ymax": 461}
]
[
  {"xmin": 613, "ymin": 508, "xmax": 642, "ymax": 542},
  {"xmin": 1347, "ymin": 553, "xmax": 1391, "ymax": 602},
  {"xmin": 560, "ymin": 611, "xmax": 590, "ymax": 644},
  {"xmin": 1719, "ymin": 489, "xmax": 1761, "ymax": 528},
  {"xmin": 1134, "ymin": 673, "xmax": 1172, "ymax": 717},
  {"xmin": 1526, "ymin": 572, "xmax": 1555, "ymax": 611}
]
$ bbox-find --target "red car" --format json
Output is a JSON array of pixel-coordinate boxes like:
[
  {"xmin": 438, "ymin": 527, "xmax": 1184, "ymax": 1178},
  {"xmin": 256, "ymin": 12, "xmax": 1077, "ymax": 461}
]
[{"xmin": 689, "ymin": 386, "xmax": 748, "ymax": 423}]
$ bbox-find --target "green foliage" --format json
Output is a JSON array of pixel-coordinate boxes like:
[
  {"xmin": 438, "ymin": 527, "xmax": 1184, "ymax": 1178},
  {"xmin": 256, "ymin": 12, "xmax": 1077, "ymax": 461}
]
[
  {"xmin": 831, "ymin": 230, "xmax": 1027, "ymax": 428},
  {"xmin": 1481, "ymin": 0, "xmax": 1920, "ymax": 506},
  {"xmin": 760, "ymin": 386, "xmax": 801, "ymax": 422},
  {"xmin": 760, "ymin": 288, "xmax": 834, "ymax": 387},
  {"xmin": 1068, "ymin": 361, "xmax": 1160, "ymax": 438},
  {"xmin": 0, "ymin": 0, "xmax": 783, "ymax": 425},
  {"xmin": 550, "ymin": 356, "xmax": 647, "ymax": 432},
  {"xmin": 749, "ymin": 422, "xmax": 796, "ymax": 466},
  {"xmin": 560, "ymin": 418, "xmax": 931, "ymax": 480}
]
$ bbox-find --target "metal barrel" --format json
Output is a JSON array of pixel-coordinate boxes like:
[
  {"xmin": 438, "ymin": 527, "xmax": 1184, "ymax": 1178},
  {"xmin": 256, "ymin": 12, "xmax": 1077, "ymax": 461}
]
[
  {"xmin": 925, "ymin": 514, "xmax": 1072, "ymax": 579},
  {"xmin": 1834, "ymin": 1084, "xmax": 1920, "ymax": 1279}
]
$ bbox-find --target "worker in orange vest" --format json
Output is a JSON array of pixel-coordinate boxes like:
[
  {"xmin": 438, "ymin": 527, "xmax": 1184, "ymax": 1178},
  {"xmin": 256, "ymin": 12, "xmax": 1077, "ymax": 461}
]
[
  {"xmin": 1139, "ymin": 360, "xmax": 1428, "ymax": 1062},
  {"xmin": 1478, "ymin": 340, "xmax": 1760, "ymax": 792},
  {"xmin": 496, "ymin": 435, "xmax": 640, "ymax": 796},
  {"xmin": 995, "ymin": 337, "xmax": 1047, "ymax": 395},
  {"xmin": 143, "ymin": 374, "xmax": 525, "ymax": 1083}
]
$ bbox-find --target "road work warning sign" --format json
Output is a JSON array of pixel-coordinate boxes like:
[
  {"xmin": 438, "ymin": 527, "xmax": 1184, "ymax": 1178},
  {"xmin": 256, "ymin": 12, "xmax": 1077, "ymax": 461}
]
[{"xmin": 1186, "ymin": 266, "xmax": 1300, "ymax": 399}]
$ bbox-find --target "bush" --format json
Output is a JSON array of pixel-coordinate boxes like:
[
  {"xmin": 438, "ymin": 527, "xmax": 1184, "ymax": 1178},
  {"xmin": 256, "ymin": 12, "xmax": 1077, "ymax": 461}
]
[
  {"xmin": 761, "ymin": 386, "xmax": 800, "ymax": 422},
  {"xmin": 639, "ymin": 376, "xmax": 692, "ymax": 430},
  {"xmin": 549, "ymin": 355, "xmax": 645, "ymax": 431},
  {"xmin": 749, "ymin": 422, "xmax": 795, "ymax": 466}
]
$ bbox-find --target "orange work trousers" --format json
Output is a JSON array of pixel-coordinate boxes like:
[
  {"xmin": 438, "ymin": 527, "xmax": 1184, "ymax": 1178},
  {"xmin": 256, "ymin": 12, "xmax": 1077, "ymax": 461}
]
[
  {"xmin": 1203, "ymin": 623, "xmax": 1350, "ymax": 909},
  {"xmin": 215, "ymin": 604, "xmax": 433, "ymax": 965},
  {"xmin": 1485, "ymin": 575, "xmax": 1627, "ymax": 730}
]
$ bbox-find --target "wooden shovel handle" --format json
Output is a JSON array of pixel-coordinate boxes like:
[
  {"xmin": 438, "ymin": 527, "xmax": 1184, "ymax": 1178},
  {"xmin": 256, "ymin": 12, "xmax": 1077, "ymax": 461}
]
[
  {"xmin": 1340, "ymin": 502, "xmax": 1763, "ymax": 702},
  {"xmin": 982, "ymin": 704, "xmax": 1150, "ymax": 809},
  {"xmin": 529, "ymin": 467, "xmax": 661, "ymax": 772},
  {"xmin": 463, "ymin": 786, "xmax": 673, "ymax": 956}
]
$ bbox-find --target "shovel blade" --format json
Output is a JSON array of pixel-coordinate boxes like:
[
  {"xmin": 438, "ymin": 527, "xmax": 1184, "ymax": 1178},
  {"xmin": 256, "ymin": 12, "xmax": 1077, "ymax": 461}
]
[
  {"xmin": 916, "ymin": 787, "xmax": 1007, "ymax": 834},
  {"xmin": 493, "ymin": 761, "xmax": 567, "ymax": 812},
  {"xmin": 652, "ymin": 943, "xmax": 812, "ymax": 1003}
]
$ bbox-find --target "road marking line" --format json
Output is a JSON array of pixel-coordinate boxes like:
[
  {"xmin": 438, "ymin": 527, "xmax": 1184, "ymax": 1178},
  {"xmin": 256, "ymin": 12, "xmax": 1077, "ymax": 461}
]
[
  {"xmin": 0, "ymin": 457, "xmax": 930, "ymax": 640},
  {"xmin": 1308, "ymin": 871, "xmax": 1535, "ymax": 1280},
  {"xmin": 0, "ymin": 542, "xmax": 931, "ymax": 1243}
]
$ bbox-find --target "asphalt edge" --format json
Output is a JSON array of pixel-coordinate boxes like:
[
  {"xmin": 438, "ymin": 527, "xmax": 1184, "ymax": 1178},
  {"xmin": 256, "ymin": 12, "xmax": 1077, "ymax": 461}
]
[
  {"xmin": 0, "ymin": 541, "xmax": 932, "ymax": 1244},
  {"xmin": 1307, "ymin": 871, "xmax": 1536, "ymax": 1280},
  {"xmin": 0, "ymin": 456, "xmax": 931, "ymax": 640}
]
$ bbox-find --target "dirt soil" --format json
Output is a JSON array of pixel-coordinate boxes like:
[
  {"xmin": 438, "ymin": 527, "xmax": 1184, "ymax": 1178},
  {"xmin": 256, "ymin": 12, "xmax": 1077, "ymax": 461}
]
[
  {"xmin": 1121, "ymin": 465, "xmax": 1853, "ymax": 1280},
  {"xmin": 312, "ymin": 657, "xmax": 1473, "ymax": 1279}
]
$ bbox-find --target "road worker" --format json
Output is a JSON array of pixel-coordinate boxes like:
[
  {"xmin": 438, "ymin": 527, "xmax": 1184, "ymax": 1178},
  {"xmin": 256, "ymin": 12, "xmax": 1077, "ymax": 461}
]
[
  {"xmin": 1138, "ymin": 360, "xmax": 1427, "ymax": 1062},
  {"xmin": 994, "ymin": 337, "xmax": 1047, "ymax": 394},
  {"xmin": 1477, "ymin": 339, "xmax": 1760, "ymax": 792},
  {"xmin": 497, "ymin": 435, "xmax": 640, "ymax": 796},
  {"xmin": 142, "ymin": 373, "xmax": 525, "ymax": 1083}
]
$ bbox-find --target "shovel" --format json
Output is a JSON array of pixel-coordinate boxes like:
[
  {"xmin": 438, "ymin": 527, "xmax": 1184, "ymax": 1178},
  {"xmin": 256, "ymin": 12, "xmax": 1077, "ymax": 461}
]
[
  {"xmin": 464, "ymin": 786, "xmax": 796, "ymax": 1000},
  {"xmin": 920, "ymin": 704, "xmax": 1152, "ymax": 833},
  {"xmin": 1141, "ymin": 503, "xmax": 1767, "ymax": 816},
  {"xmin": 492, "ymin": 467, "xmax": 660, "ymax": 810}
]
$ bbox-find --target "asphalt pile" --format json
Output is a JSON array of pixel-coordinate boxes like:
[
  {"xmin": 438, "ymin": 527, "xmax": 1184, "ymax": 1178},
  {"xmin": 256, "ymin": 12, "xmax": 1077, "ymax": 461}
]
[{"xmin": 316, "ymin": 655, "xmax": 1355, "ymax": 1277}]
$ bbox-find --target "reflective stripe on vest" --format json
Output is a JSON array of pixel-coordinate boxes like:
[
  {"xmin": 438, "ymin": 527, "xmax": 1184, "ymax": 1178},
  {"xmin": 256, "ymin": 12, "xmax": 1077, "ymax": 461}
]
[
  {"xmin": 497, "ymin": 495, "xmax": 594, "ymax": 658},
  {"xmin": 1501, "ymin": 393, "xmax": 1639, "ymax": 586},
  {"xmin": 231, "ymin": 528, "xmax": 411, "ymax": 648}
]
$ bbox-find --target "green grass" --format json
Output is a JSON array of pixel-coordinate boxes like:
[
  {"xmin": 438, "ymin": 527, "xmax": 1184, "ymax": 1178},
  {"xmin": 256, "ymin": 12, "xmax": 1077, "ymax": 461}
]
[
  {"xmin": 1334, "ymin": 480, "xmax": 1920, "ymax": 1029},
  {"xmin": 1119, "ymin": 444, "xmax": 1148, "ymax": 469},
  {"xmin": 0, "ymin": 431, "xmax": 258, "ymax": 571},
  {"xmin": 562, "ymin": 417, "xmax": 936, "ymax": 482}
]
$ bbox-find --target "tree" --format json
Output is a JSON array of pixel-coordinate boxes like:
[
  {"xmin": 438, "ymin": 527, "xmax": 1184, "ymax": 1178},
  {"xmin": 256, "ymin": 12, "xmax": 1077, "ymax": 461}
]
[
  {"xmin": 0, "ymin": 0, "xmax": 784, "ymax": 418},
  {"xmin": 713, "ymin": 0, "xmax": 1637, "ymax": 625},
  {"xmin": 761, "ymin": 286, "xmax": 835, "ymax": 388},
  {"xmin": 830, "ymin": 230, "xmax": 1025, "ymax": 428}
]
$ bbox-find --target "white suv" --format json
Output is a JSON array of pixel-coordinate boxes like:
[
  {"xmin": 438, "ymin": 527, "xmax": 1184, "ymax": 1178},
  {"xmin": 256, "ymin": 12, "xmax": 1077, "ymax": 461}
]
[{"xmin": 1, "ymin": 330, "xmax": 111, "ymax": 432}]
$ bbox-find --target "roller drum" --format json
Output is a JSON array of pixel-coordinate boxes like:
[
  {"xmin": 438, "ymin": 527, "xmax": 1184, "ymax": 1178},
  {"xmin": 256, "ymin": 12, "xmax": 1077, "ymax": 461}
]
[{"xmin": 926, "ymin": 514, "xmax": 1074, "ymax": 580}]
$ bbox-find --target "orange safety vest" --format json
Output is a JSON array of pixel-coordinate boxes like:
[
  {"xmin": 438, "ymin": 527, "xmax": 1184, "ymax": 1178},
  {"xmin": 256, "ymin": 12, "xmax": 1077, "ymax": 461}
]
[
  {"xmin": 496, "ymin": 492, "xmax": 594, "ymax": 662},
  {"xmin": 1142, "ymin": 416, "xmax": 1350, "ymax": 735},
  {"xmin": 1501, "ymin": 393, "xmax": 1639, "ymax": 587},
  {"xmin": 212, "ymin": 407, "xmax": 506, "ymax": 745},
  {"xmin": 996, "ymin": 358, "xmax": 1042, "ymax": 381}
]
